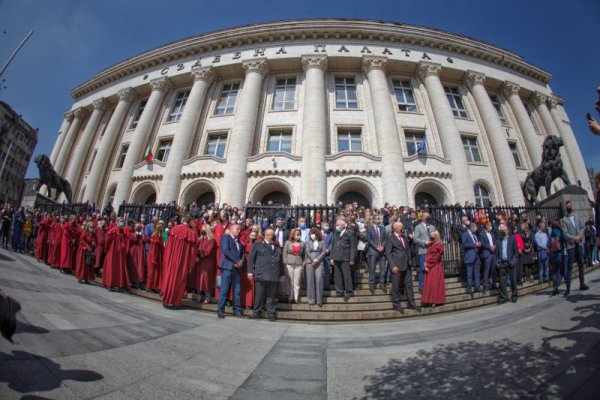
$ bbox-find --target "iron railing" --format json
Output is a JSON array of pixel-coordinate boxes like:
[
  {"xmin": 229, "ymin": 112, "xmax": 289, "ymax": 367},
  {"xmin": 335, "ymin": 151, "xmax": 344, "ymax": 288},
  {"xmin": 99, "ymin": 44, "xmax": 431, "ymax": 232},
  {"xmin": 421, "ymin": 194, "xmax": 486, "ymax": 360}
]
[
  {"xmin": 37, "ymin": 201, "xmax": 91, "ymax": 216},
  {"xmin": 117, "ymin": 203, "xmax": 178, "ymax": 223},
  {"xmin": 244, "ymin": 204, "xmax": 340, "ymax": 230}
]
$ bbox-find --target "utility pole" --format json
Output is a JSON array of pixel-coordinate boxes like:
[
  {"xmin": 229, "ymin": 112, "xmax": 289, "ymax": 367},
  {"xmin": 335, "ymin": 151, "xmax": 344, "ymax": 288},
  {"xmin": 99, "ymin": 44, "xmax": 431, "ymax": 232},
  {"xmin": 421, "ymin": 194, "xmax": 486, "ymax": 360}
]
[{"xmin": 0, "ymin": 30, "xmax": 34, "ymax": 80}]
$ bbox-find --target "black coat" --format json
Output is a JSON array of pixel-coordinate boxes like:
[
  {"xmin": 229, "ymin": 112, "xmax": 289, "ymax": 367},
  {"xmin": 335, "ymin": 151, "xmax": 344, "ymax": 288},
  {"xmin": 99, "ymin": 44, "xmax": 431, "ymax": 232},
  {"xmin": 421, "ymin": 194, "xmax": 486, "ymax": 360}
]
[
  {"xmin": 247, "ymin": 241, "xmax": 284, "ymax": 282},
  {"xmin": 385, "ymin": 233, "xmax": 411, "ymax": 272},
  {"xmin": 331, "ymin": 230, "xmax": 357, "ymax": 262}
]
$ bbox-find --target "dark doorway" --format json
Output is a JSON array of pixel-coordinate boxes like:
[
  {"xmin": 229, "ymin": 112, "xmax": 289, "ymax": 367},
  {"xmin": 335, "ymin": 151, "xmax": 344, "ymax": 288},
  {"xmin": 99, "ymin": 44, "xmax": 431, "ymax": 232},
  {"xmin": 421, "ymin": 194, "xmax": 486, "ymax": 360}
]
[
  {"xmin": 144, "ymin": 193, "xmax": 156, "ymax": 205},
  {"xmin": 261, "ymin": 191, "xmax": 291, "ymax": 205},
  {"xmin": 337, "ymin": 191, "xmax": 371, "ymax": 208},
  {"xmin": 415, "ymin": 192, "xmax": 438, "ymax": 209},
  {"xmin": 196, "ymin": 192, "xmax": 215, "ymax": 207}
]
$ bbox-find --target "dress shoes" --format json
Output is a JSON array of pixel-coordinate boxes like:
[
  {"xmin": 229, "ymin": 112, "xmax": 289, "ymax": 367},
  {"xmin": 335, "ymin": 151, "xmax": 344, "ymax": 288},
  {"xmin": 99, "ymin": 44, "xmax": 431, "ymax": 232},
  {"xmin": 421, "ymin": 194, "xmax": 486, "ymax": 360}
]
[
  {"xmin": 393, "ymin": 306, "xmax": 402, "ymax": 313},
  {"xmin": 408, "ymin": 304, "xmax": 420, "ymax": 312},
  {"xmin": 217, "ymin": 311, "xmax": 225, "ymax": 319},
  {"xmin": 249, "ymin": 313, "xmax": 260, "ymax": 319},
  {"xmin": 369, "ymin": 285, "xmax": 375, "ymax": 294},
  {"xmin": 563, "ymin": 290, "xmax": 570, "ymax": 297},
  {"xmin": 511, "ymin": 297, "xmax": 518, "ymax": 303},
  {"xmin": 497, "ymin": 298, "xmax": 506, "ymax": 305},
  {"xmin": 380, "ymin": 284, "xmax": 387, "ymax": 293},
  {"xmin": 551, "ymin": 288, "xmax": 559, "ymax": 297},
  {"xmin": 580, "ymin": 284, "xmax": 589, "ymax": 291},
  {"xmin": 268, "ymin": 314, "xmax": 277, "ymax": 322}
]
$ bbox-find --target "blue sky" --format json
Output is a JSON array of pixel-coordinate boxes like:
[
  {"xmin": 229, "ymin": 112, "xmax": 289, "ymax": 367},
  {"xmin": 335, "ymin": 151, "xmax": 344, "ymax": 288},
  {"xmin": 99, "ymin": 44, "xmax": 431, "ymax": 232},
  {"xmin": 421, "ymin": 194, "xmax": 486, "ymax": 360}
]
[{"xmin": 1, "ymin": 0, "xmax": 599, "ymax": 179}]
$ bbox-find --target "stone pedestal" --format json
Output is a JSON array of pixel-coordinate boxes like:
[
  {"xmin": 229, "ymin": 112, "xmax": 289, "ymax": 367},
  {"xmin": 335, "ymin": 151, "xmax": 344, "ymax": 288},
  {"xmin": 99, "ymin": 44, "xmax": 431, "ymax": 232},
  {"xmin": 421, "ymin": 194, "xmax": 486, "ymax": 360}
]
[{"xmin": 537, "ymin": 185, "xmax": 593, "ymax": 222}]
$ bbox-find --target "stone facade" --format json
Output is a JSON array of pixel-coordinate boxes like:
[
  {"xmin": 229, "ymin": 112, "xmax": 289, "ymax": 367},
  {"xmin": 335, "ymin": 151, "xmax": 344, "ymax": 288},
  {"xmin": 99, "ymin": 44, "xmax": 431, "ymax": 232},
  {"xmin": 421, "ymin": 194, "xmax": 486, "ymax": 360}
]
[{"xmin": 49, "ymin": 19, "xmax": 591, "ymax": 209}]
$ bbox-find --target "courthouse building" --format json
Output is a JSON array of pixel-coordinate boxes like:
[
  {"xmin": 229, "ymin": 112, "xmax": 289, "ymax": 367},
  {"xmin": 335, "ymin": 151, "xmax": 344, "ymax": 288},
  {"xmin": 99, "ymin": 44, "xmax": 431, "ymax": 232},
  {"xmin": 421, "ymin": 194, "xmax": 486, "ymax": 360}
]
[{"xmin": 48, "ymin": 19, "xmax": 590, "ymax": 209}]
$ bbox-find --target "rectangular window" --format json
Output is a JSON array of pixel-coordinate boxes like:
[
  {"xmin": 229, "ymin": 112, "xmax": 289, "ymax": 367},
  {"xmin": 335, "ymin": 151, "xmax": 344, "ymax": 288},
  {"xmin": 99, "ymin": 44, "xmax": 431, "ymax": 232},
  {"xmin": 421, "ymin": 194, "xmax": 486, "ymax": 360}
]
[
  {"xmin": 205, "ymin": 134, "xmax": 227, "ymax": 158},
  {"xmin": 490, "ymin": 95, "xmax": 507, "ymax": 125},
  {"xmin": 267, "ymin": 130, "xmax": 292, "ymax": 153},
  {"xmin": 272, "ymin": 78, "xmax": 296, "ymax": 110},
  {"xmin": 116, "ymin": 145, "xmax": 129, "ymax": 168},
  {"xmin": 215, "ymin": 83, "xmax": 239, "ymax": 115},
  {"xmin": 509, "ymin": 142, "xmax": 522, "ymax": 168},
  {"xmin": 523, "ymin": 102, "xmax": 540, "ymax": 134},
  {"xmin": 405, "ymin": 131, "xmax": 426, "ymax": 156},
  {"xmin": 444, "ymin": 86, "xmax": 468, "ymax": 118},
  {"xmin": 335, "ymin": 77, "xmax": 358, "ymax": 109},
  {"xmin": 167, "ymin": 90, "xmax": 190, "ymax": 122},
  {"xmin": 337, "ymin": 129, "xmax": 362, "ymax": 152},
  {"xmin": 392, "ymin": 80, "xmax": 418, "ymax": 112},
  {"xmin": 156, "ymin": 139, "xmax": 172, "ymax": 162},
  {"xmin": 462, "ymin": 137, "xmax": 482, "ymax": 163},
  {"xmin": 130, "ymin": 100, "xmax": 147, "ymax": 129}
]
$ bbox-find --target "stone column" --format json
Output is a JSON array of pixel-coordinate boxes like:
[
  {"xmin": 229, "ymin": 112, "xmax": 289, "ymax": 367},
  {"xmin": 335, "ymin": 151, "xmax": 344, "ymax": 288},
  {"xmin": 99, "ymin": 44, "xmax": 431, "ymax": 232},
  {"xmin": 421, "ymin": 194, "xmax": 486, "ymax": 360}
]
[
  {"xmin": 548, "ymin": 96, "xmax": 589, "ymax": 190},
  {"xmin": 417, "ymin": 61, "xmax": 473, "ymax": 204},
  {"xmin": 533, "ymin": 92, "xmax": 576, "ymax": 181},
  {"xmin": 112, "ymin": 77, "xmax": 171, "ymax": 207},
  {"xmin": 465, "ymin": 71, "xmax": 523, "ymax": 205},
  {"xmin": 362, "ymin": 55, "xmax": 409, "ymax": 206},
  {"xmin": 502, "ymin": 81, "xmax": 542, "ymax": 168},
  {"xmin": 158, "ymin": 67, "xmax": 215, "ymax": 204},
  {"xmin": 65, "ymin": 98, "xmax": 108, "ymax": 194},
  {"xmin": 49, "ymin": 111, "xmax": 74, "ymax": 166},
  {"xmin": 53, "ymin": 107, "xmax": 87, "ymax": 176},
  {"xmin": 221, "ymin": 58, "xmax": 268, "ymax": 207},
  {"xmin": 83, "ymin": 88, "xmax": 137, "ymax": 204},
  {"xmin": 300, "ymin": 55, "xmax": 328, "ymax": 205}
]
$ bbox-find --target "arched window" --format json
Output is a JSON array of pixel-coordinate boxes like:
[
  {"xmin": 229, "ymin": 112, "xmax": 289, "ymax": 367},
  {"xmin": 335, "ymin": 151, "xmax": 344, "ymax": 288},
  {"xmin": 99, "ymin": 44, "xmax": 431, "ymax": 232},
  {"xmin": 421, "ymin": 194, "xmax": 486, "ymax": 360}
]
[{"xmin": 474, "ymin": 184, "xmax": 491, "ymax": 207}]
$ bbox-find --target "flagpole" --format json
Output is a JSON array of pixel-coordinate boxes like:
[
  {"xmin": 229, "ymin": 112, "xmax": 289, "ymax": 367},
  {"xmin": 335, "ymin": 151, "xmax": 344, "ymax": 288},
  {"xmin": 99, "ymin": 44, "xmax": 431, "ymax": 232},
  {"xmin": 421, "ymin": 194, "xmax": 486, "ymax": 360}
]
[{"xmin": 0, "ymin": 30, "xmax": 34, "ymax": 80}]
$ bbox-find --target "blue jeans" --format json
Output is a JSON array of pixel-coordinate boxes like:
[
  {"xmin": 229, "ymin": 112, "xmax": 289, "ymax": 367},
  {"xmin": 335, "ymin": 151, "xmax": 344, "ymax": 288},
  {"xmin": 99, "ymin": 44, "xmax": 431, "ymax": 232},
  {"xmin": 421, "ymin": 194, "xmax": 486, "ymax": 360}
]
[
  {"xmin": 538, "ymin": 257, "xmax": 549, "ymax": 282},
  {"xmin": 418, "ymin": 254, "xmax": 425, "ymax": 290},
  {"xmin": 217, "ymin": 268, "xmax": 241, "ymax": 313},
  {"xmin": 552, "ymin": 254, "xmax": 566, "ymax": 290}
]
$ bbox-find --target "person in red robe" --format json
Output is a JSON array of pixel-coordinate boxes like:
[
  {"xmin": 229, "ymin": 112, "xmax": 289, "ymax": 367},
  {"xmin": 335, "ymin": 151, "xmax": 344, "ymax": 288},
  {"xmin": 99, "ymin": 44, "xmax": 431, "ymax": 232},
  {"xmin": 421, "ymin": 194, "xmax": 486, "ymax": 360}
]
[
  {"xmin": 212, "ymin": 211, "xmax": 231, "ymax": 301},
  {"xmin": 102, "ymin": 218, "xmax": 130, "ymax": 291},
  {"xmin": 239, "ymin": 217, "xmax": 256, "ymax": 248},
  {"xmin": 195, "ymin": 224, "xmax": 217, "ymax": 303},
  {"xmin": 162, "ymin": 216, "xmax": 198, "ymax": 308},
  {"xmin": 146, "ymin": 221, "xmax": 165, "ymax": 293},
  {"xmin": 46, "ymin": 217, "xmax": 56, "ymax": 266},
  {"xmin": 59, "ymin": 215, "xmax": 79, "ymax": 273},
  {"xmin": 50, "ymin": 217, "xmax": 64, "ymax": 268},
  {"xmin": 36, "ymin": 214, "xmax": 50, "ymax": 263},
  {"xmin": 242, "ymin": 227, "xmax": 262, "ymax": 308},
  {"xmin": 94, "ymin": 218, "xmax": 107, "ymax": 272},
  {"xmin": 422, "ymin": 230, "xmax": 446, "ymax": 307},
  {"xmin": 75, "ymin": 221, "xmax": 96, "ymax": 284},
  {"xmin": 126, "ymin": 221, "xmax": 145, "ymax": 289}
]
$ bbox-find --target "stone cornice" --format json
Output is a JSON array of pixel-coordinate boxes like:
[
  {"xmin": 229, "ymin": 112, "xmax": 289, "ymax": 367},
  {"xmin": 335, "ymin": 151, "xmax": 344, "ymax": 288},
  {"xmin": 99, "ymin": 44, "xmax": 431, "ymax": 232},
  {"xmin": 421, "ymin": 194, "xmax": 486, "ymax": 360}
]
[
  {"xmin": 403, "ymin": 153, "xmax": 451, "ymax": 164},
  {"xmin": 181, "ymin": 171, "xmax": 223, "ymax": 179},
  {"xmin": 325, "ymin": 151, "xmax": 382, "ymax": 162},
  {"xmin": 70, "ymin": 19, "xmax": 552, "ymax": 100},
  {"xmin": 134, "ymin": 159, "xmax": 166, "ymax": 169},
  {"xmin": 327, "ymin": 169, "xmax": 381, "ymax": 177},
  {"xmin": 132, "ymin": 174, "xmax": 163, "ymax": 182},
  {"xmin": 247, "ymin": 169, "xmax": 300, "ymax": 178},
  {"xmin": 247, "ymin": 152, "xmax": 302, "ymax": 162},
  {"xmin": 406, "ymin": 170, "xmax": 451, "ymax": 178},
  {"xmin": 182, "ymin": 155, "xmax": 227, "ymax": 165}
]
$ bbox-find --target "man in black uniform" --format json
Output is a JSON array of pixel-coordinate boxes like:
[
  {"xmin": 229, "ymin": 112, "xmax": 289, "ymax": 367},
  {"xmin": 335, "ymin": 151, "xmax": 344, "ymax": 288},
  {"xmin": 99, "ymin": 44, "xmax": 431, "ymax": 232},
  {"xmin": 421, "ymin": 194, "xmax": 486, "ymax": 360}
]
[
  {"xmin": 330, "ymin": 219, "xmax": 357, "ymax": 299},
  {"xmin": 247, "ymin": 228, "xmax": 284, "ymax": 321}
]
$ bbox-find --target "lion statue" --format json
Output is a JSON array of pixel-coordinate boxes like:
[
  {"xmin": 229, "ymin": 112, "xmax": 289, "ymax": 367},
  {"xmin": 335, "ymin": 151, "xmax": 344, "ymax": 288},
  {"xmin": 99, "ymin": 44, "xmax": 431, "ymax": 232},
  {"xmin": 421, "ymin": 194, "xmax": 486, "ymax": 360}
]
[
  {"xmin": 522, "ymin": 135, "xmax": 570, "ymax": 204},
  {"xmin": 34, "ymin": 154, "xmax": 73, "ymax": 203}
]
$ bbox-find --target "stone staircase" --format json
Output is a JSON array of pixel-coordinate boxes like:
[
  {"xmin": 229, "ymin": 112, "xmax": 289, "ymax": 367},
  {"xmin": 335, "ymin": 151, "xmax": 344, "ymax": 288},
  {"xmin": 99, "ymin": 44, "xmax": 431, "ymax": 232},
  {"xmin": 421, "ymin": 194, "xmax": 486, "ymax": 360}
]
[{"xmin": 94, "ymin": 263, "xmax": 599, "ymax": 322}]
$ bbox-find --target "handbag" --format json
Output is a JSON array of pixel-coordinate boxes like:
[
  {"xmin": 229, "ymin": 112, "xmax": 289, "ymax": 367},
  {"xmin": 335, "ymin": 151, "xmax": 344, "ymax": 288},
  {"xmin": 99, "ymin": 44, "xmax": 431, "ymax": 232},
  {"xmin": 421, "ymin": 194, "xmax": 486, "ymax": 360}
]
[{"xmin": 551, "ymin": 236, "xmax": 561, "ymax": 253}]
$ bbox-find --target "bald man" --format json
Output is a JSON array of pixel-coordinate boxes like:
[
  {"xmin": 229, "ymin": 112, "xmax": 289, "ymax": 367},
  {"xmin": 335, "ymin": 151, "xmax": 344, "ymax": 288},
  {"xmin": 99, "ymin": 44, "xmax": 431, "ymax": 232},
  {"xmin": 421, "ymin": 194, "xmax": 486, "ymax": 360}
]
[{"xmin": 385, "ymin": 222, "xmax": 418, "ymax": 312}]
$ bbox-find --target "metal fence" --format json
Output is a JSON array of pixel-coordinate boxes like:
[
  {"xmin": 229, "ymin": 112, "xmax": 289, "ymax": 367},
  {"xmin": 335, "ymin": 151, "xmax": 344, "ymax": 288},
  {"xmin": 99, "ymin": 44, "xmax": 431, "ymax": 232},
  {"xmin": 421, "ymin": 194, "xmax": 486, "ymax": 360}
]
[
  {"xmin": 244, "ymin": 204, "xmax": 340, "ymax": 230},
  {"xmin": 37, "ymin": 201, "xmax": 91, "ymax": 216},
  {"xmin": 117, "ymin": 203, "xmax": 178, "ymax": 223},
  {"xmin": 427, "ymin": 204, "xmax": 563, "ymax": 276}
]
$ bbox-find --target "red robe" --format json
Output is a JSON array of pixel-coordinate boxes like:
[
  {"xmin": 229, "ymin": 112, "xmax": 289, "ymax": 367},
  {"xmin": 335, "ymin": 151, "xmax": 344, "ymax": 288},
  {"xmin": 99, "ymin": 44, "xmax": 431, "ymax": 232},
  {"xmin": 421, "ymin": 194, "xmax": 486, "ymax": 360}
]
[
  {"xmin": 195, "ymin": 237, "xmax": 217, "ymax": 294},
  {"xmin": 75, "ymin": 230, "xmax": 96, "ymax": 281},
  {"xmin": 102, "ymin": 226, "xmax": 130, "ymax": 289},
  {"xmin": 94, "ymin": 226, "xmax": 106, "ymax": 270},
  {"xmin": 422, "ymin": 242, "xmax": 446, "ymax": 305},
  {"xmin": 162, "ymin": 224, "xmax": 198, "ymax": 307},
  {"xmin": 213, "ymin": 223, "xmax": 230, "ymax": 300},
  {"xmin": 126, "ymin": 228, "xmax": 145, "ymax": 284},
  {"xmin": 60, "ymin": 222, "xmax": 79, "ymax": 270},
  {"xmin": 241, "ymin": 239, "xmax": 261, "ymax": 307},
  {"xmin": 49, "ymin": 222, "xmax": 63, "ymax": 268},
  {"xmin": 36, "ymin": 218, "xmax": 50, "ymax": 262},
  {"xmin": 146, "ymin": 235, "xmax": 164, "ymax": 291}
]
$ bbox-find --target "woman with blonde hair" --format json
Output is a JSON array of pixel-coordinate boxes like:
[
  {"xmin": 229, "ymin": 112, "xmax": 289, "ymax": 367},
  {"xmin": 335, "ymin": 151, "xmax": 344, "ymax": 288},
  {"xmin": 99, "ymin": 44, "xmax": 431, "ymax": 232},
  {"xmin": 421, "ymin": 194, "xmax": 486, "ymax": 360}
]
[
  {"xmin": 283, "ymin": 228, "xmax": 305, "ymax": 303},
  {"xmin": 422, "ymin": 230, "xmax": 445, "ymax": 307}
]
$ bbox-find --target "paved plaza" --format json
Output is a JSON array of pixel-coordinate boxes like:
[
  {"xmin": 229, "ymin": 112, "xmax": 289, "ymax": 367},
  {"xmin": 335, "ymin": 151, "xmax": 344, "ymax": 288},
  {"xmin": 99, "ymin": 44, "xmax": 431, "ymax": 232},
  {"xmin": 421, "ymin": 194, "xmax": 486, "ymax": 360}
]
[{"xmin": 0, "ymin": 250, "xmax": 599, "ymax": 399}]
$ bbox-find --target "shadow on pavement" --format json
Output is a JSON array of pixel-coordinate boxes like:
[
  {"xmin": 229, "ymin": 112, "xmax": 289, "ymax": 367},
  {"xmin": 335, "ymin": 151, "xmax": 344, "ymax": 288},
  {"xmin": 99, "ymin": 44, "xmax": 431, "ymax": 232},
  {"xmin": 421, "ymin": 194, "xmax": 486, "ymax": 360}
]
[
  {"xmin": 15, "ymin": 320, "xmax": 50, "ymax": 335},
  {"xmin": 361, "ymin": 293, "xmax": 600, "ymax": 399},
  {"xmin": 0, "ymin": 350, "xmax": 103, "ymax": 394}
]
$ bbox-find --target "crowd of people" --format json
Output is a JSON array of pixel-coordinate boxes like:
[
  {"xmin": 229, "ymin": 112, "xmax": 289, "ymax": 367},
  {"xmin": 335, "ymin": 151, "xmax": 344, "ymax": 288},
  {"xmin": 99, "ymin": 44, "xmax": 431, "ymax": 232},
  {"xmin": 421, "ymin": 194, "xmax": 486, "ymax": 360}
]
[{"xmin": 1, "ymin": 174, "xmax": 599, "ymax": 320}]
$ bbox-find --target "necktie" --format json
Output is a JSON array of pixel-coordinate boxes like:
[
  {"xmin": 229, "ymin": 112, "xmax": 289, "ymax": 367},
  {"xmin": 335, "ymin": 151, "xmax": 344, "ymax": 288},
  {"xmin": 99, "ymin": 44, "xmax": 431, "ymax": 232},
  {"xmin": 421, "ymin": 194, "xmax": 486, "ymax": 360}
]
[{"xmin": 376, "ymin": 227, "xmax": 381, "ymax": 246}]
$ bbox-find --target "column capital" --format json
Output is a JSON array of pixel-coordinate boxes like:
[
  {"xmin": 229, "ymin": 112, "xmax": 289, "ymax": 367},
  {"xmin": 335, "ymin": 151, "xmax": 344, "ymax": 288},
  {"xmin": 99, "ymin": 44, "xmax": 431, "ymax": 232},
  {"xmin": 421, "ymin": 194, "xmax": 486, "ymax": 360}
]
[
  {"xmin": 532, "ymin": 91, "xmax": 548, "ymax": 108},
  {"xmin": 502, "ymin": 81, "xmax": 521, "ymax": 99},
  {"xmin": 73, "ymin": 107, "xmax": 88, "ymax": 120},
  {"xmin": 92, "ymin": 97, "xmax": 109, "ymax": 112},
  {"xmin": 463, "ymin": 70, "xmax": 486, "ymax": 89},
  {"xmin": 191, "ymin": 66, "xmax": 215, "ymax": 83},
  {"xmin": 301, "ymin": 54, "xmax": 328, "ymax": 72},
  {"xmin": 149, "ymin": 76, "xmax": 172, "ymax": 93},
  {"xmin": 242, "ymin": 58, "xmax": 269, "ymax": 77},
  {"xmin": 117, "ymin": 87, "xmax": 138, "ymax": 103},
  {"xmin": 416, "ymin": 61, "xmax": 442, "ymax": 83},
  {"xmin": 546, "ymin": 96, "xmax": 559, "ymax": 110},
  {"xmin": 361, "ymin": 55, "xmax": 388, "ymax": 74},
  {"xmin": 64, "ymin": 110, "xmax": 75, "ymax": 122}
]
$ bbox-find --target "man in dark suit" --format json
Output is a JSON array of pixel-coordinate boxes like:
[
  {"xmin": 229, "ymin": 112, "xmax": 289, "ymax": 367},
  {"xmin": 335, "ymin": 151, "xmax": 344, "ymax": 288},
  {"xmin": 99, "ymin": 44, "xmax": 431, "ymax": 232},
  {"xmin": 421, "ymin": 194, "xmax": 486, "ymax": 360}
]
[
  {"xmin": 479, "ymin": 221, "xmax": 498, "ymax": 292},
  {"xmin": 217, "ymin": 224, "xmax": 245, "ymax": 319},
  {"xmin": 321, "ymin": 222, "xmax": 334, "ymax": 291},
  {"xmin": 462, "ymin": 223, "xmax": 482, "ymax": 294},
  {"xmin": 273, "ymin": 217, "xmax": 289, "ymax": 248},
  {"xmin": 497, "ymin": 225, "xmax": 520, "ymax": 304},
  {"xmin": 247, "ymin": 228, "xmax": 284, "ymax": 321},
  {"xmin": 366, "ymin": 214, "xmax": 387, "ymax": 293},
  {"xmin": 330, "ymin": 219, "xmax": 357, "ymax": 299},
  {"xmin": 385, "ymin": 222, "xmax": 418, "ymax": 312}
]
